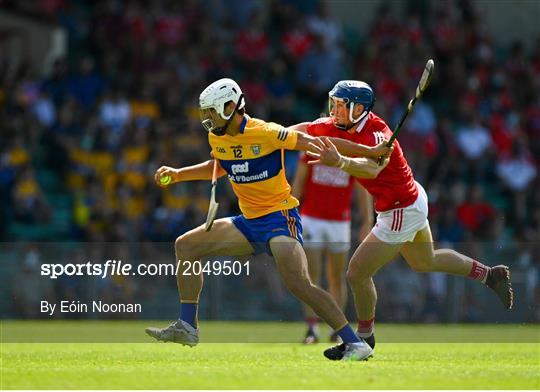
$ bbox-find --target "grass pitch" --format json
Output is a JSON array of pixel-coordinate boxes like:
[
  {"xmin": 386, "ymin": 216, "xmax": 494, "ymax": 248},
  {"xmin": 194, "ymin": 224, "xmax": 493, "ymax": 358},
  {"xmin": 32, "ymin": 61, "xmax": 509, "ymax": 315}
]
[{"xmin": 1, "ymin": 321, "xmax": 539, "ymax": 389}]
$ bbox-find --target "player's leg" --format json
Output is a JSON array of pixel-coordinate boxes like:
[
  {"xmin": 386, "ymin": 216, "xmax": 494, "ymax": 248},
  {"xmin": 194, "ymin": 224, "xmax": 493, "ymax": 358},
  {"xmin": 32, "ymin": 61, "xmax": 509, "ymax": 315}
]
[
  {"xmin": 299, "ymin": 215, "xmax": 325, "ymax": 343},
  {"xmin": 175, "ymin": 218, "xmax": 254, "ymax": 321},
  {"xmin": 146, "ymin": 218, "xmax": 254, "ymax": 344},
  {"xmin": 347, "ymin": 233, "xmax": 401, "ymax": 338},
  {"xmin": 323, "ymin": 232, "xmax": 401, "ymax": 360},
  {"xmin": 270, "ymin": 235, "xmax": 373, "ymax": 360},
  {"xmin": 302, "ymin": 247, "xmax": 324, "ymax": 343},
  {"xmin": 270, "ymin": 236, "xmax": 347, "ymax": 330},
  {"xmin": 326, "ymin": 250, "xmax": 348, "ymax": 342},
  {"xmin": 324, "ymin": 219, "xmax": 351, "ymax": 342},
  {"xmin": 400, "ymin": 225, "xmax": 513, "ymax": 309}
]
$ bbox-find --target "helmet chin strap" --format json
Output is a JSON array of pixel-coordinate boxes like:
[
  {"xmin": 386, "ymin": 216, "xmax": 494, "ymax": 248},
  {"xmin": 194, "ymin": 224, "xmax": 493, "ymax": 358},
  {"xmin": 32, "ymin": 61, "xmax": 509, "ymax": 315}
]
[{"xmin": 211, "ymin": 94, "xmax": 244, "ymax": 136}]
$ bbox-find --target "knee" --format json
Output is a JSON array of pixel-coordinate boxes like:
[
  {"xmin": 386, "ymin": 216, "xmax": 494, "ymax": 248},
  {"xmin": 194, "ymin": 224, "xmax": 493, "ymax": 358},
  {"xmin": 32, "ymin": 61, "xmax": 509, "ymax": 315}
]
[
  {"xmin": 174, "ymin": 235, "xmax": 185, "ymax": 254},
  {"xmin": 174, "ymin": 235, "xmax": 183, "ymax": 250},
  {"xmin": 175, "ymin": 234, "xmax": 199, "ymax": 259}
]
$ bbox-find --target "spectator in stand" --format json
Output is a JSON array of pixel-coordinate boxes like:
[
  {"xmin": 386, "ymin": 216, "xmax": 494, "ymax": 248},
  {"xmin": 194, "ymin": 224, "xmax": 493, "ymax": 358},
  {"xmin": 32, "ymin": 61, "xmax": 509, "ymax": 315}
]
[
  {"xmin": 31, "ymin": 90, "xmax": 56, "ymax": 128},
  {"xmin": 68, "ymin": 56, "xmax": 105, "ymax": 111},
  {"xmin": 457, "ymin": 185, "xmax": 498, "ymax": 239},
  {"xmin": 235, "ymin": 9, "xmax": 270, "ymax": 70},
  {"xmin": 41, "ymin": 58, "xmax": 69, "ymax": 107},
  {"xmin": 241, "ymin": 70, "xmax": 270, "ymax": 119},
  {"xmin": 407, "ymin": 101, "xmax": 437, "ymax": 137},
  {"xmin": 266, "ymin": 59, "xmax": 295, "ymax": 124},
  {"xmin": 306, "ymin": 2, "xmax": 343, "ymax": 52},
  {"xmin": 12, "ymin": 164, "xmax": 52, "ymax": 224},
  {"xmin": 497, "ymin": 139, "xmax": 537, "ymax": 225},
  {"xmin": 296, "ymin": 34, "xmax": 344, "ymax": 109},
  {"xmin": 456, "ymin": 112, "xmax": 494, "ymax": 179},
  {"xmin": 456, "ymin": 113, "xmax": 493, "ymax": 160},
  {"xmin": 524, "ymin": 94, "xmax": 540, "ymax": 158},
  {"xmin": 281, "ymin": 16, "xmax": 313, "ymax": 65},
  {"xmin": 99, "ymin": 89, "xmax": 131, "ymax": 134},
  {"xmin": 437, "ymin": 204, "xmax": 466, "ymax": 244}
]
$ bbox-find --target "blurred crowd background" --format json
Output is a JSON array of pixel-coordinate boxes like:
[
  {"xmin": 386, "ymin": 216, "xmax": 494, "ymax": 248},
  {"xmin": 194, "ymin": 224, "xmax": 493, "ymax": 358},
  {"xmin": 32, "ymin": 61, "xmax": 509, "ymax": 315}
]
[{"xmin": 1, "ymin": 0, "xmax": 538, "ymax": 323}]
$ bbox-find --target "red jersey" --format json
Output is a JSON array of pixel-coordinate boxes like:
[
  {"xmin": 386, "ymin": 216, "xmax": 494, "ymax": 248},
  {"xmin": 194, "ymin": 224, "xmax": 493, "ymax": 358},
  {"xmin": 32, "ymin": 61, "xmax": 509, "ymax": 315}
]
[
  {"xmin": 299, "ymin": 149, "xmax": 355, "ymax": 221},
  {"xmin": 306, "ymin": 113, "xmax": 418, "ymax": 212}
]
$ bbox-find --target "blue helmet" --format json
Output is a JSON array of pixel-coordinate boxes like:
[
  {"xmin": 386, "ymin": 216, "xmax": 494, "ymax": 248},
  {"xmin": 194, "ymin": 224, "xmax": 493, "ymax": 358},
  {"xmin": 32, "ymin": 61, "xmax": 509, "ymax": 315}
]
[{"xmin": 328, "ymin": 80, "xmax": 376, "ymax": 130}]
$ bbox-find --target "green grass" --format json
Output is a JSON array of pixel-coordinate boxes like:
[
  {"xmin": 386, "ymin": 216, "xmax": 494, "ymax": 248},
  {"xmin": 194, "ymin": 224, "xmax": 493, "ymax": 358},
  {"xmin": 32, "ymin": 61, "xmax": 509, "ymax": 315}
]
[{"xmin": 1, "ymin": 322, "xmax": 539, "ymax": 389}]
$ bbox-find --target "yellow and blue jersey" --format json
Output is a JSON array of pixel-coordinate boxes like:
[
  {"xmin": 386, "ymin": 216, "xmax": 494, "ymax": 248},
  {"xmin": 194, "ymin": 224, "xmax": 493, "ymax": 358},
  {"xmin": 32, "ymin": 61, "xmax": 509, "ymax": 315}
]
[{"xmin": 208, "ymin": 116, "xmax": 300, "ymax": 219}]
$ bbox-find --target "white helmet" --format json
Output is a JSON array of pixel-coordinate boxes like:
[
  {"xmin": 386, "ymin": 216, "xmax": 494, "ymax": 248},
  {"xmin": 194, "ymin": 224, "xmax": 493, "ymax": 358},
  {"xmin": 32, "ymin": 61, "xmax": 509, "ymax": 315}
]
[{"xmin": 199, "ymin": 78, "xmax": 245, "ymax": 135}]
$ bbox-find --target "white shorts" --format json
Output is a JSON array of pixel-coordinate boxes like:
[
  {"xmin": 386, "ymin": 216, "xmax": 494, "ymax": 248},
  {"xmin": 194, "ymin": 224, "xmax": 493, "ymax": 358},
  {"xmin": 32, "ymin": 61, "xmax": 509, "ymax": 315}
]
[
  {"xmin": 301, "ymin": 215, "xmax": 351, "ymax": 253},
  {"xmin": 371, "ymin": 181, "xmax": 429, "ymax": 244}
]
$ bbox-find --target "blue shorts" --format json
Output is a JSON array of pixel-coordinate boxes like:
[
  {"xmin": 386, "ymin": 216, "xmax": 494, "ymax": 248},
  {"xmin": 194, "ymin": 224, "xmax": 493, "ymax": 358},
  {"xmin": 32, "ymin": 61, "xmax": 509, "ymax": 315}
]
[{"xmin": 231, "ymin": 208, "xmax": 303, "ymax": 255}]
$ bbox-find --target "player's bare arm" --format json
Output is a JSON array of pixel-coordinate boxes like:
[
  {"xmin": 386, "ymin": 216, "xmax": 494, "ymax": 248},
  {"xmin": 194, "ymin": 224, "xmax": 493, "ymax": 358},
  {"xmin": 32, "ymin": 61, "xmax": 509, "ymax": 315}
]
[
  {"xmin": 306, "ymin": 137, "xmax": 390, "ymax": 179},
  {"xmin": 287, "ymin": 122, "xmax": 310, "ymax": 133},
  {"xmin": 329, "ymin": 138, "xmax": 392, "ymax": 159},
  {"xmin": 293, "ymin": 131, "xmax": 320, "ymax": 151},
  {"xmin": 294, "ymin": 132, "xmax": 390, "ymax": 159},
  {"xmin": 290, "ymin": 126, "xmax": 391, "ymax": 159},
  {"xmin": 154, "ymin": 160, "xmax": 226, "ymax": 187}
]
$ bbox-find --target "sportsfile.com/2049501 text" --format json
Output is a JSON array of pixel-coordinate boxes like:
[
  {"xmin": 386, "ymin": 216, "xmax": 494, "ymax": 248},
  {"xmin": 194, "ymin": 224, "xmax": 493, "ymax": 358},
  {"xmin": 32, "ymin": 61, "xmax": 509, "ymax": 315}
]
[{"xmin": 40, "ymin": 259, "xmax": 250, "ymax": 279}]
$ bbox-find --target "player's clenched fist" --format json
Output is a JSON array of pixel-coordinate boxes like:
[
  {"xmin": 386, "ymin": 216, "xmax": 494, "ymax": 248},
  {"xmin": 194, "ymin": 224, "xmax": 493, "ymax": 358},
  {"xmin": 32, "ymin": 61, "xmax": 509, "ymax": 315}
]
[
  {"xmin": 154, "ymin": 166, "xmax": 180, "ymax": 188},
  {"xmin": 371, "ymin": 141, "xmax": 394, "ymax": 159}
]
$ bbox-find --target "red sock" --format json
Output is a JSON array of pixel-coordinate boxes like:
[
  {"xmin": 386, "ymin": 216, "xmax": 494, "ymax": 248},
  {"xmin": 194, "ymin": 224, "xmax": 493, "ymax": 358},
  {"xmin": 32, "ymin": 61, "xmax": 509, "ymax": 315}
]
[
  {"xmin": 468, "ymin": 260, "xmax": 490, "ymax": 284},
  {"xmin": 357, "ymin": 317, "xmax": 375, "ymax": 338},
  {"xmin": 306, "ymin": 316, "xmax": 319, "ymax": 330}
]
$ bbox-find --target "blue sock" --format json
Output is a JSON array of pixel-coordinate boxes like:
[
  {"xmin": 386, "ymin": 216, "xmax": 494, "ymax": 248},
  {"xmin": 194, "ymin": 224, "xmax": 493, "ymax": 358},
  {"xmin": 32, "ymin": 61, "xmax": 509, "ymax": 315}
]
[
  {"xmin": 179, "ymin": 302, "xmax": 198, "ymax": 328},
  {"xmin": 337, "ymin": 324, "xmax": 360, "ymax": 344}
]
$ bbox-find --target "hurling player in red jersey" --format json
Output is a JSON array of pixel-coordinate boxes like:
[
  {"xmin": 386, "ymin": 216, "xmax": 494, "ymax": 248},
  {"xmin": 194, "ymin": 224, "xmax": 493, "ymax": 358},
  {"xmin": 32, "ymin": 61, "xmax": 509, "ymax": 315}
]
[
  {"xmin": 295, "ymin": 80, "xmax": 513, "ymax": 360},
  {"xmin": 292, "ymin": 132, "xmax": 373, "ymax": 344}
]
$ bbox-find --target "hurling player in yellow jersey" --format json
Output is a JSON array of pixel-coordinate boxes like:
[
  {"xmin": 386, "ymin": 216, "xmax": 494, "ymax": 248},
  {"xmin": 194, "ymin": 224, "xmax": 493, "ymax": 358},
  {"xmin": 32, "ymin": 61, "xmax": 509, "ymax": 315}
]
[{"xmin": 146, "ymin": 79, "xmax": 391, "ymax": 360}]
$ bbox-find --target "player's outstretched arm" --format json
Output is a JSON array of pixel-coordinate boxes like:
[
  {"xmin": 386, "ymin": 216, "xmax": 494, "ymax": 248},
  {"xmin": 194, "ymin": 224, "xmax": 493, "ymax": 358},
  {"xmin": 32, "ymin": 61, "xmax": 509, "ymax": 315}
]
[
  {"xmin": 306, "ymin": 138, "xmax": 390, "ymax": 179},
  {"xmin": 288, "ymin": 130, "xmax": 392, "ymax": 162},
  {"xmin": 328, "ymin": 138, "xmax": 393, "ymax": 159},
  {"xmin": 287, "ymin": 122, "xmax": 310, "ymax": 134},
  {"xmin": 293, "ymin": 131, "xmax": 319, "ymax": 151},
  {"xmin": 294, "ymin": 133, "xmax": 391, "ymax": 165},
  {"xmin": 154, "ymin": 160, "xmax": 226, "ymax": 188}
]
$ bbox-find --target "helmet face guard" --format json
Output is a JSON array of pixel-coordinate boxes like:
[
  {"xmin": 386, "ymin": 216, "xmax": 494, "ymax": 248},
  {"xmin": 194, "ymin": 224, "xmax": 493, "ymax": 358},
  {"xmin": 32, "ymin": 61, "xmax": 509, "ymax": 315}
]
[
  {"xmin": 328, "ymin": 97, "xmax": 368, "ymax": 130},
  {"xmin": 199, "ymin": 78, "xmax": 245, "ymax": 136},
  {"xmin": 328, "ymin": 80, "xmax": 375, "ymax": 131},
  {"xmin": 200, "ymin": 107, "xmax": 226, "ymax": 135},
  {"xmin": 199, "ymin": 93, "xmax": 244, "ymax": 136}
]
